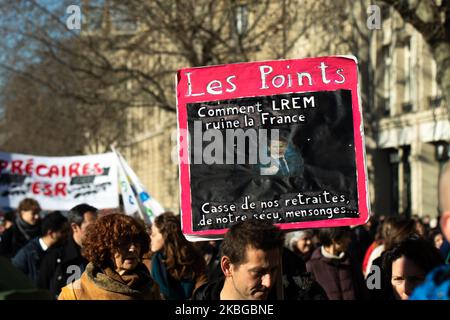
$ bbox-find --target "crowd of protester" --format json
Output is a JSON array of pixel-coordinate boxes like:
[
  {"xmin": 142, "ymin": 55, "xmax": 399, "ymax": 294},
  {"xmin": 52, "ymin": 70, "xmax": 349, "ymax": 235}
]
[{"xmin": 1, "ymin": 165, "xmax": 450, "ymax": 300}]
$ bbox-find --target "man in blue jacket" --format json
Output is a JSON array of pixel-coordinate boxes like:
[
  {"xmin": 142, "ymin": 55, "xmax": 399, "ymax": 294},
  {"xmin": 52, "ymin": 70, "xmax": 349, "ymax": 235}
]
[
  {"xmin": 258, "ymin": 129, "xmax": 304, "ymax": 177},
  {"xmin": 410, "ymin": 163, "xmax": 450, "ymax": 300},
  {"xmin": 11, "ymin": 211, "xmax": 69, "ymax": 285}
]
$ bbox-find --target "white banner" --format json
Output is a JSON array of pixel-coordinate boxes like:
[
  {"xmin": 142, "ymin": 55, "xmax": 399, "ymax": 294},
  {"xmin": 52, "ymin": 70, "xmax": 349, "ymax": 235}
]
[{"xmin": 0, "ymin": 151, "xmax": 119, "ymax": 210}]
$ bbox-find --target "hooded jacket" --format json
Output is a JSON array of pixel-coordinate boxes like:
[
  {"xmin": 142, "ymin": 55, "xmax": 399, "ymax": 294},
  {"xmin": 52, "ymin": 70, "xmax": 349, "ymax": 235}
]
[{"xmin": 306, "ymin": 247, "xmax": 368, "ymax": 300}]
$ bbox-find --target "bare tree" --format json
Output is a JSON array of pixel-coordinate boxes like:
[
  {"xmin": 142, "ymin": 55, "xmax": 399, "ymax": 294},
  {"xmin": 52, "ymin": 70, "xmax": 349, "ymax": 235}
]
[
  {"xmin": 0, "ymin": 0, "xmax": 332, "ymax": 154},
  {"xmin": 0, "ymin": 54, "xmax": 130, "ymax": 155},
  {"xmin": 379, "ymin": 0, "xmax": 450, "ymax": 113},
  {"xmin": 0, "ymin": 0, "xmax": 332, "ymax": 111},
  {"xmin": 297, "ymin": 1, "xmax": 380, "ymax": 138}
]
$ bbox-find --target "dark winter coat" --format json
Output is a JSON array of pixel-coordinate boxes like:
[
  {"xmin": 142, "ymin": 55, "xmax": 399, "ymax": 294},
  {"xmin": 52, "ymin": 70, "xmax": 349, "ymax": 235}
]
[
  {"xmin": 0, "ymin": 221, "xmax": 41, "ymax": 258},
  {"xmin": 193, "ymin": 275, "xmax": 283, "ymax": 300},
  {"xmin": 11, "ymin": 237, "xmax": 46, "ymax": 285},
  {"xmin": 192, "ymin": 277, "xmax": 224, "ymax": 300},
  {"xmin": 348, "ymin": 226, "xmax": 373, "ymax": 268},
  {"xmin": 306, "ymin": 247, "xmax": 368, "ymax": 300},
  {"xmin": 0, "ymin": 256, "xmax": 53, "ymax": 300},
  {"xmin": 37, "ymin": 236, "xmax": 87, "ymax": 299},
  {"xmin": 367, "ymin": 252, "xmax": 395, "ymax": 300},
  {"xmin": 282, "ymin": 249, "xmax": 328, "ymax": 300},
  {"xmin": 205, "ymin": 243, "xmax": 223, "ymax": 284}
]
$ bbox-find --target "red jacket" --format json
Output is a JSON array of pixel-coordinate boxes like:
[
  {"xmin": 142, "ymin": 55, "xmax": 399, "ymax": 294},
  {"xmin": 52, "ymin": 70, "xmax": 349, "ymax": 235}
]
[{"xmin": 362, "ymin": 241, "xmax": 378, "ymax": 275}]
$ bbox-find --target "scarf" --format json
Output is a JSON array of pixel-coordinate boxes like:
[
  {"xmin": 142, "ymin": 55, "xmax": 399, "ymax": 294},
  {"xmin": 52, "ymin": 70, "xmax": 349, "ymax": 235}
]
[
  {"xmin": 86, "ymin": 262, "xmax": 153, "ymax": 295},
  {"xmin": 15, "ymin": 215, "xmax": 41, "ymax": 241},
  {"xmin": 151, "ymin": 252, "xmax": 195, "ymax": 300},
  {"xmin": 321, "ymin": 246, "xmax": 346, "ymax": 260}
]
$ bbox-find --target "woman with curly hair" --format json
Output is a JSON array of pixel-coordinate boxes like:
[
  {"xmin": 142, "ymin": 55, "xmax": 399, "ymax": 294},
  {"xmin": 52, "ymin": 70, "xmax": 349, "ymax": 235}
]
[
  {"xmin": 58, "ymin": 213, "xmax": 160, "ymax": 300},
  {"xmin": 150, "ymin": 212, "xmax": 207, "ymax": 300}
]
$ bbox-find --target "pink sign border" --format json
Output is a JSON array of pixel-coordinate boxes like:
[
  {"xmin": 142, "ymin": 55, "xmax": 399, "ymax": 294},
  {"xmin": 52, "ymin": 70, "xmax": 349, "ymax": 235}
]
[{"xmin": 176, "ymin": 56, "xmax": 370, "ymax": 238}]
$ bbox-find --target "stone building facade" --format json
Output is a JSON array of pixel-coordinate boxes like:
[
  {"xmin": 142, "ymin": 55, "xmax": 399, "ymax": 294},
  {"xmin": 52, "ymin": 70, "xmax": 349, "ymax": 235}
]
[
  {"xmin": 370, "ymin": 10, "xmax": 449, "ymax": 218},
  {"xmin": 119, "ymin": 3, "xmax": 448, "ymax": 219}
]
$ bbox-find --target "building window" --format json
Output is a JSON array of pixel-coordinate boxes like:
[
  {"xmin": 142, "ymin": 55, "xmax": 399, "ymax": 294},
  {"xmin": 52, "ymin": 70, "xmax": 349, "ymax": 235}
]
[
  {"xmin": 435, "ymin": 141, "xmax": 450, "ymax": 176},
  {"xmin": 428, "ymin": 59, "xmax": 443, "ymax": 109},
  {"xmin": 431, "ymin": 58, "xmax": 437, "ymax": 97},
  {"xmin": 401, "ymin": 147, "xmax": 411, "ymax": 217},
  {"xmin": 110, "ymin": 4, "xmax": 137, "ymax": 32},
  {"xmin": 389, "ymin": 150, "xmax": 399, "ymax": 215},
  {"xmin": 235, "ymin": 4, "xmax": 248, "ymax": 36},
  {"xmin": 428, "ymin": 95, "xmax": 443, "ymax": 109},
  {"xmin": 435, "ymin": 142, "xmax": 450, "ymax": 162},
  {"xmin": 381, "ymin": 4, "xmax": 390, "ymax": 19},
  {"xmin": 382, "ymin": 45, "xmax": 391, "ymax": 116},
  {"xmin": 403, "ymin": 37, "xmax": 413, "ymax": 112},
  {"xmin": 85, "ymin": 0, "xmax": 105, "ymax": 31}
]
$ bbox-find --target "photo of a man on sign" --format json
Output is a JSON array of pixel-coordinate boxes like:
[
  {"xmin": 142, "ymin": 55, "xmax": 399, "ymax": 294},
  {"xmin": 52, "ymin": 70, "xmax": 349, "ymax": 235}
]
[{"xmin": 258, "ymin": 129, "xmax": 304, "ymax": 177}]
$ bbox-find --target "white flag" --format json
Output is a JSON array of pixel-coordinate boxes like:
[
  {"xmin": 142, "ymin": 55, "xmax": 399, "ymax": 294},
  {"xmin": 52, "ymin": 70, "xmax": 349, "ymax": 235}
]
[
  {"xmin": 112, "ymin": 147, "xmax": 165, "ymax": 223},
  {"xmin": 114, "ymin": 151, "xmax": 141, "ymax": 218}
]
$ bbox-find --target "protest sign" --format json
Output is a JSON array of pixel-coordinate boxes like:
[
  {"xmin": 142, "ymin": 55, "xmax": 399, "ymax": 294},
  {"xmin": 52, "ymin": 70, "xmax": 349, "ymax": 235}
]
[
  {"xmin": 176, "ymin": 56, "xmax": 369, "ymax": 240},
  {"xmin": 0, "ymin": 151, "xmax": 118, "ymax": 210}
]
